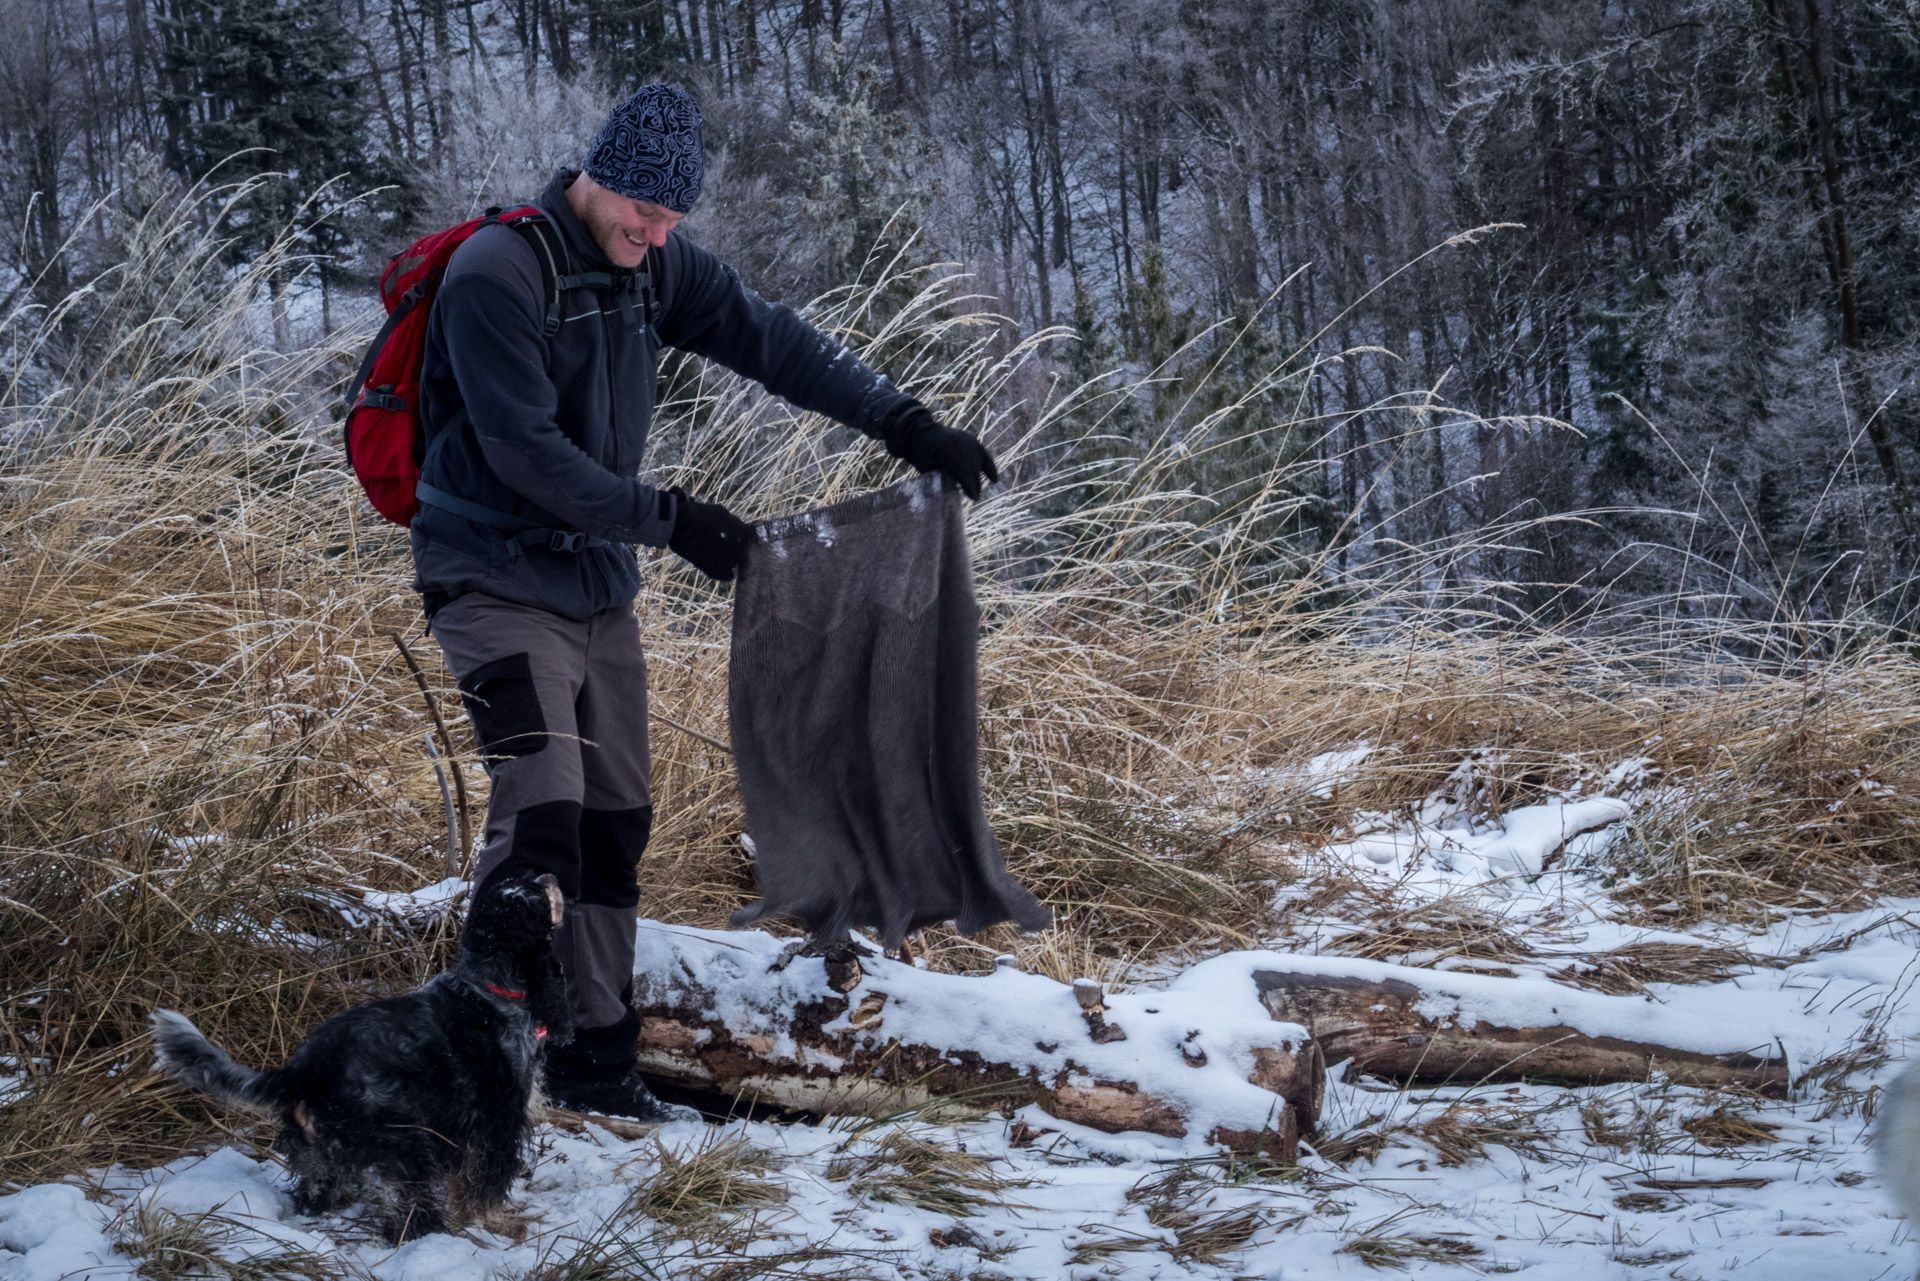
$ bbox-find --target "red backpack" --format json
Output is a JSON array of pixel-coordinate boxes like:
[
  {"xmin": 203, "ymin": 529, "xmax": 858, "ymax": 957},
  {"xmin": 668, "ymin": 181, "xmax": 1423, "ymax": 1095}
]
[{"xmin": 344, "ymin": 206, "xmax": 572, "ymax": 526}]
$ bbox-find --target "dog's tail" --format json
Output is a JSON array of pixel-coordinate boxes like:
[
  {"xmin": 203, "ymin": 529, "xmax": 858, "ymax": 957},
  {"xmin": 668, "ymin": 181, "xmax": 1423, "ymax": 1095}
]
[{"xmin": 149, "ymin": 1009, "xmax": 285, "ymax": 1115}]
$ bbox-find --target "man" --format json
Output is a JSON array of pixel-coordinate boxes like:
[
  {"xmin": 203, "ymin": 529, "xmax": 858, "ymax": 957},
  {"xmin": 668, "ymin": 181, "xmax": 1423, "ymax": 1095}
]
[{"xmin": 414, "ymin": 83, "xmax": 997, "ymax": 1121}]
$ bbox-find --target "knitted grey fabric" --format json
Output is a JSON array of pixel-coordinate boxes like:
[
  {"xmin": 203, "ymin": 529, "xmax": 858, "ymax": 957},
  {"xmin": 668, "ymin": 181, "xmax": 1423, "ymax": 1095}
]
[{"xmin": 727, "ymin": 475, "xmax": 1050, "ymax": 947}]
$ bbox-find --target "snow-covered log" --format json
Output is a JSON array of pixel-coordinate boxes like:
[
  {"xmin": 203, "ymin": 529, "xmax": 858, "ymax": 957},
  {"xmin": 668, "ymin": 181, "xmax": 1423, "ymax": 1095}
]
[
  {"xmin": 630, "ymin": 926, "xmax": 1324, "ymax": 1159},
  {"xmin": 1251, "ymin": 960, "xmax": 1790, "ymax": 1094}
]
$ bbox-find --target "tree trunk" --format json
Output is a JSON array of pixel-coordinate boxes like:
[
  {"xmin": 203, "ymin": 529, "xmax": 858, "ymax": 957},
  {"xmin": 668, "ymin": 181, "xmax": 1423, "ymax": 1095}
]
[
  {"xmin": 428, "ymin": 0, "xmax": 454, "ymax": 168},
  {"xmin": 878, "ymin": 0, "xmax": 905, "ymax": 104},
  {"xmin": 269, "ymin": 267, "xmax": 291, "ymax": 350},
  {"xmin": 707, "ymin": 0, "xmax": 726, "ymax": 84},
  {"xmin": 1253, "ymin": 969, "xmax": 1789, "ymax": 1096},
  {"xmin": 389, "ymin": 0, "xmax": 418, "ymax": 162},
  {"xmin": 1768, "ymin": 0, "xmax": 1915, "ymax": 531},
  {"xmin": 358, "ymin": 37, "xmax": 407, "ymax": 159}
]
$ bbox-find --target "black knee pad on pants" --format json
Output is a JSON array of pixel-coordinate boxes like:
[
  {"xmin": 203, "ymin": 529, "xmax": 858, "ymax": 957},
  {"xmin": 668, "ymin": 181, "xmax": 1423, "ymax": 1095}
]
[
  {"xmin": 476, "ymin": 798, "xmax": 585, "ymax": 899},
  {"xmin": 579, "ymin": 805, "xmax": 652, "ymax": 910}
]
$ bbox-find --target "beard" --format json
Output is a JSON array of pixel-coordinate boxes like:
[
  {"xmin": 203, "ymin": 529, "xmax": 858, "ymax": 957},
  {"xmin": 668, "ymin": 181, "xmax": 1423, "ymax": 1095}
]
[{"xmin": 579, "ymin": 203, "xmax": 649, "ymax": 268}]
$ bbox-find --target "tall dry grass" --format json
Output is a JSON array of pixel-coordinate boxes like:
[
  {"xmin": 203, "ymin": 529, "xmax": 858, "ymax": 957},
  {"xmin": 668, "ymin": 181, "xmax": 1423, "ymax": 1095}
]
[{"xmin": 1, "ymin": 188, "xmax": 1916, "ymax": 1181}]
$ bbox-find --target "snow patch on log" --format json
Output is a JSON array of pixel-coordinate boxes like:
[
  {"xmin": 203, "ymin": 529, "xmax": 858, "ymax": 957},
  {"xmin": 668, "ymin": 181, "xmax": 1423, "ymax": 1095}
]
[{"xmin": 1199, "ymin": 951, "xmax": 1783, "ymax": 1059}]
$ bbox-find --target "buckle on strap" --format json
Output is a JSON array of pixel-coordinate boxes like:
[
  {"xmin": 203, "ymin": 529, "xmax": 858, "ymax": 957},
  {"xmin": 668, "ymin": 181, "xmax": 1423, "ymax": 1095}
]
[{"xmin": 500, "ymin": 526, "xmax": 598, "ymax": 563}]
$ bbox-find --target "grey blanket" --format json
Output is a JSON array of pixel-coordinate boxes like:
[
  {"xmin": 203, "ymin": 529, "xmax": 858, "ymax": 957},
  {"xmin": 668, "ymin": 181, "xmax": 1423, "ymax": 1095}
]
[{"xmin": 727, "ymin": 475, "xmax": 1050, "ymax": 947}]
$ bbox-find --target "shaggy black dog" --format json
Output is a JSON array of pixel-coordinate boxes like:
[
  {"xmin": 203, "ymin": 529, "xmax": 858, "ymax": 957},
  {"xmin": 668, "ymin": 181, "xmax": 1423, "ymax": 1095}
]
[{"xmin": 151, "ymin": 874, "xmax": 574, "ymax": 1243}]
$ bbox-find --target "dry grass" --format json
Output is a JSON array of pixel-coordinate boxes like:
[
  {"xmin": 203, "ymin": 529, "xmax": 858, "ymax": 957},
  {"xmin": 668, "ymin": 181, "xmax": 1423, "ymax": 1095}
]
[
  {"xmin": 111, "ymin": 1203, "xmax": 338, "ymax": 1280},
  {"xmin": 1577, "ymin": 1085, "xmax": 1788, "ymax": 1154},
  {"xmin": 1552, "ymin": 942, "xmax": 1784, "ymax": 994},
  {"xmin": 1411, "ymin": 1098, "xmax": 1556, "ymax": 1167},
  {"xmin": 1311, "ymin": 1115, "xmax": 1395, "ymax": 1166},
  {"xmin": 533, "ymin": 1207, "xmax": 865, "ymax": 1281},
  {"xmin": 824, "ymin": 1124, "xmax": 1020, "ymax": 1217},
  {"xmin": 1308, "ymin": 1096, "xmax": 1557, "ymax": 1169},
  {"xmin": 1313, "ymin": 888, "xmax": 1535, "ymax": 966},
  {"xmin": 1, "ymin": 186, "xmax": 1917, "ymax": 1188},
  {"xmin": 1338, "ymin": 1230, "xmax": 1484, "ymax": 1270},
  {"xmin": 1680, "ymin": 1099, "xmax": 1783, "ymax": 1149},
  {"xmin": 623, "ymin": 1131, "xmax": 788, "ymax": 1235},
  {"xmin": 1121, "ymin": 1165, "xmax": 1274, "ymax": 1263}
]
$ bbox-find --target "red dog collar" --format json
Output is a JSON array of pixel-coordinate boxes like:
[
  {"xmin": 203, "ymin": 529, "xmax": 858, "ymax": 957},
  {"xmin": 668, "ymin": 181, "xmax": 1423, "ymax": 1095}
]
[{"xmin": 483, "ymin": 981, "xmax": 545, "ymax": 1038}]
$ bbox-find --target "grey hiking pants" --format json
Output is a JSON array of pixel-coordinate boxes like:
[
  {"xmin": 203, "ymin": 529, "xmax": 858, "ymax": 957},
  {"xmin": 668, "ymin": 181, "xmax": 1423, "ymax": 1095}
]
[{"xmin": 431, "ymin": 591, "xmax": 651, "ymax": 1082}]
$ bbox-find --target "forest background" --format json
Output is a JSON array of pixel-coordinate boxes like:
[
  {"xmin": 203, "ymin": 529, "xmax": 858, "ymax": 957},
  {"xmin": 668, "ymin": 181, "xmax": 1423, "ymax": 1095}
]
[{"xmin": 3, "ymin": 0, "xmax": 1920, "ymax": 628}]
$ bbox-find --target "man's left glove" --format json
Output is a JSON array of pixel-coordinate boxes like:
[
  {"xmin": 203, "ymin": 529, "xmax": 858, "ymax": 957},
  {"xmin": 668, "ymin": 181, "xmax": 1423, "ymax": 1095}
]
[
  {"xmin": 667, "ymin": 487, "xmax": 753, "ymax": 582},
  {"xmin": 878, "ymin": 402, "xmax": 999, "ymax": 500}
]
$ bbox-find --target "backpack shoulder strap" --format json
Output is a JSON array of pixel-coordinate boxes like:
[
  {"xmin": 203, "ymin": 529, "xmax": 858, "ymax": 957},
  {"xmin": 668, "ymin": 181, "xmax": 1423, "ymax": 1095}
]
[
  {"xmin": 497, "ymin": 211, "xmax": 570, "ymax": 339},
  {"xmin": 498, "ymin": 208, "xmax": 658, "ymax": 343}
]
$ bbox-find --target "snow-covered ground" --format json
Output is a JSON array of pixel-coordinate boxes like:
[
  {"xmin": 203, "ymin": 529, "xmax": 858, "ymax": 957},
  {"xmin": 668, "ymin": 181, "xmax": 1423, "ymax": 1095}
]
[{"xmin": 5, "ymin": 768, "xmax": 1919, "ymax": 1280}]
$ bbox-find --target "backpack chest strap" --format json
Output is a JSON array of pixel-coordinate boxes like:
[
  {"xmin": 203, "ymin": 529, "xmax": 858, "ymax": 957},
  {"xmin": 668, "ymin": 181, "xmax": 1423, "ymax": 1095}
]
[
  {"xmin": 505, "ymin": 212, "xmax": 658, "ymax": 342},
  {"xmin": 554, "ymin": 268, "xmax": 657, "ymax": 344}
]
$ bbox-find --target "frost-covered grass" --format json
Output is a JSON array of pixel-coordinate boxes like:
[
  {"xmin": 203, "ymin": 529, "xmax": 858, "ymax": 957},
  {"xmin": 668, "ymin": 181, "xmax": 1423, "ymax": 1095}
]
[{"xmin": 1, "ymin": 189, "xmax": 1918, "ymax": 1272}]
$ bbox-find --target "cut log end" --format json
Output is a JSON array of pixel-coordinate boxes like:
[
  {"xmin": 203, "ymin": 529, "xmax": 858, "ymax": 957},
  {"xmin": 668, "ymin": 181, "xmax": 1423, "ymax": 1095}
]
[
  {"xmin": 1252, "ymin": 1040, "xmax": 1326, "ymax": 1135},
  {"xmin": 1208, "ymin": 1106, "xmax": 1299, "ymax": 1165}
]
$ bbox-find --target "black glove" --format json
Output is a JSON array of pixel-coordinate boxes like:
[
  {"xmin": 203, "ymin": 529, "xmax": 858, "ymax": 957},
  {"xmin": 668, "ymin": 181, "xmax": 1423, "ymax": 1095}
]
[
  {"xmin": 666, "ymin": 488, "xmax": 753, "ymax": 582},
  {"xmin": 878, "ymin": 402, "xmax": 999, "ymax": 501}
]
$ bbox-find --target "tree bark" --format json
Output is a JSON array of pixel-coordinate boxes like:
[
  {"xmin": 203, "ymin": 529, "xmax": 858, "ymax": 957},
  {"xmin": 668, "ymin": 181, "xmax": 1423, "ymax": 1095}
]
[{"xmin": 1253, "ymin": 969, "xmax": 1789, "ymax": 1096}]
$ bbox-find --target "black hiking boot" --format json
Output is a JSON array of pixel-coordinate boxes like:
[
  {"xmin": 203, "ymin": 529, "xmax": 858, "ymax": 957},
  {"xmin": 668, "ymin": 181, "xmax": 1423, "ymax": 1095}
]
[{"xmin": 547, "ymin": 1071, "xmax": 699, "ymax": 1124}]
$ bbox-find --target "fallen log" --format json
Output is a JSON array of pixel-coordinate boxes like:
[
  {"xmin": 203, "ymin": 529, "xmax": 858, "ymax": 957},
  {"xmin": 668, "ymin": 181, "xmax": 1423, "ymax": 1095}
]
[
  {"xmin": 629, "ymin": 927, "xmax": 1324, "ymax": 1160},
  {"xmin": 1252, "ymin": 968, "xmax": 1789, "ymax": 1096},
  {"xmin": 545, "ymin": 1106, "xmax": 662, "ymax": 1142}
]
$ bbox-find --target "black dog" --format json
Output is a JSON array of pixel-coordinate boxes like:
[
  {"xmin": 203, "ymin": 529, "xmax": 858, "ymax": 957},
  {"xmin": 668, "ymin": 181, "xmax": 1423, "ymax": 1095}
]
[{"xmin": 151, "ymin": 874, "xmax": 574, "ymax": 1242}]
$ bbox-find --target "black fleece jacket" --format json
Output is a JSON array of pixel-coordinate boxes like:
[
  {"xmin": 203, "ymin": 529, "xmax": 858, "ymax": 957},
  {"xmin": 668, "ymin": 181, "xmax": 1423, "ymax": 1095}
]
[{"xmin": 411, "ymin": 170, "xmax": 913, "ymax": 620}]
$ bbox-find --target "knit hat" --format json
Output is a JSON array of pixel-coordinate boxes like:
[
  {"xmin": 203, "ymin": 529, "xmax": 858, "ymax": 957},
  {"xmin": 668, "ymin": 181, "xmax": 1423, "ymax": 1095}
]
[{"xmin": 583, "ymin": 84, "xmax": 706, "ymax": 213}]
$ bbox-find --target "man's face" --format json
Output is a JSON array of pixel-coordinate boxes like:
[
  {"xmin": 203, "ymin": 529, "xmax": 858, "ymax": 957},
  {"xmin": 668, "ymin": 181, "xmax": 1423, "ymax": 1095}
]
[{"xmin": 567, "ymin": 172, "xmax": 685, "ymax": 268}]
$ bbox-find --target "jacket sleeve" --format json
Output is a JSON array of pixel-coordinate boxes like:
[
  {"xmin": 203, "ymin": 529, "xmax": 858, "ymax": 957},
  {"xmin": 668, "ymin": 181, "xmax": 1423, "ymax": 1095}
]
[
  {"xmin": 434, "ymin": 263, "xmax": 677, "ymax": 546},
  {"xmin": 654, "ymin": 234, "xmax": 916, "ymax": 436}
]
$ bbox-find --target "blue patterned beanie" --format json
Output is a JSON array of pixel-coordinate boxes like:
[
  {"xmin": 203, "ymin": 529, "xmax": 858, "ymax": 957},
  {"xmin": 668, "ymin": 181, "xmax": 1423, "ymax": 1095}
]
[{"xmin": 583, "ymin": 84, "xmax": 706, "ymax": 213}]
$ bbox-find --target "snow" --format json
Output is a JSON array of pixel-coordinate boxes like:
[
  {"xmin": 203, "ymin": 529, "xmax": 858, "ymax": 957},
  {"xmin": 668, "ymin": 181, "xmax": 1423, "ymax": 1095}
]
[
  {"xmin": 3, "ymin": 1073, "xmax": 1912, "ymax": 1278},
  {"xmin": 5, "ymin": 769, "xmax": 1919, "ymax": 1277},
  {"xmin": 1327, "ymin": 796, "xmax": 1632, "ymax": 881},
  {"xmin": 1241, "ymin": 743, "xmax": 1376, "ymax": 799},
  {"xmin": 0, "ymin": 1185, "xmax": 109, "ymax": 1257}
]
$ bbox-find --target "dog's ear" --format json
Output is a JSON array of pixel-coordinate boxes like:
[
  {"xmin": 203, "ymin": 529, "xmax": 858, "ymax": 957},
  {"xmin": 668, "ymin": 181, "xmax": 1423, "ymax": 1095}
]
[
  {"xmin": 534, "ymin": 873, "xmax": 563, "ymax": 927},
  {"xmin": 528, "ymin": 948, "xmax": 575, "ymax": 1045}
]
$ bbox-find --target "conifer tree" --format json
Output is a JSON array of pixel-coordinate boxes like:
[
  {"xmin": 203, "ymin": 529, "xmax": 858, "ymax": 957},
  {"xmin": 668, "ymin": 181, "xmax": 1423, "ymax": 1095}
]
[{"xmin": 161, "ymin": 0, "xmax": 367, "ymax": 344}]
